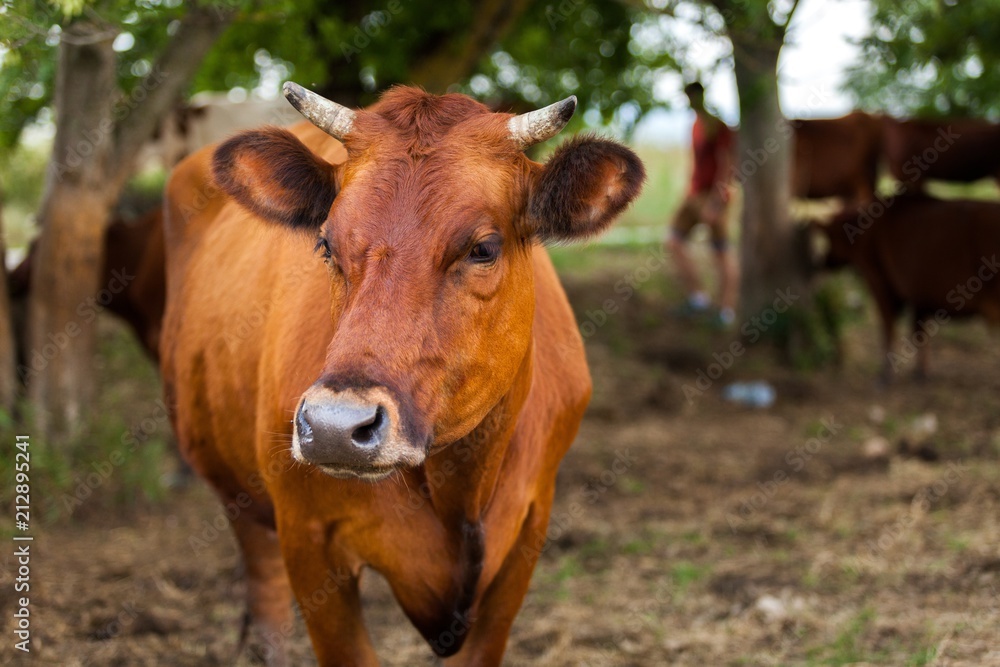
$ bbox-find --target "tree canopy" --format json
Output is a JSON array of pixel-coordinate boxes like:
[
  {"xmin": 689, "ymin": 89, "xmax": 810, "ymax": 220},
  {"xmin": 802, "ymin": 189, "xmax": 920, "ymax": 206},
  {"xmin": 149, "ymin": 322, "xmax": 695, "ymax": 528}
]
[
  {"xmin": 846, "ymin": 0, "xmax": 1000, "ymax": 119},
  {"xmin": 1, "ymin": 0, "xmax": 683, "ymax": 150}
]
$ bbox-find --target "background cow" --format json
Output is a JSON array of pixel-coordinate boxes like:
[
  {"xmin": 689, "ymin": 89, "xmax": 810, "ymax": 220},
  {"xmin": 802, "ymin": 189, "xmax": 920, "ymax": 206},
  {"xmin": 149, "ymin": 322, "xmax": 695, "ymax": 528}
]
[
  {"xmin": 813, "ymin": 193, "xmax": 1000, "ymax": 380},
  {"xmin": 883, "ymin": 117, "xmax": 1000, "ymax": 190},
  {"xmin": 791, "ymin": 112, "xmax": 883, "ymax": 203},
  {"xmin": 161, "ymin": 83, "xmax": 644, "ymax": 665},
  {"xmin": 10, "ymin": 206, "xmax": 166, "ymax": 366}
]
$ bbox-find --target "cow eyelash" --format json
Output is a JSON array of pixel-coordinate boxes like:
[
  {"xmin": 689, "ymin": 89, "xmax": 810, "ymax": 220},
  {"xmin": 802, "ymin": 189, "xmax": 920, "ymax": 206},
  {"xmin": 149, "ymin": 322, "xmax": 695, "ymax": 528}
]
[{"xmin": 314, "ymin": 237, "xmax": 332, "ymax": 260}]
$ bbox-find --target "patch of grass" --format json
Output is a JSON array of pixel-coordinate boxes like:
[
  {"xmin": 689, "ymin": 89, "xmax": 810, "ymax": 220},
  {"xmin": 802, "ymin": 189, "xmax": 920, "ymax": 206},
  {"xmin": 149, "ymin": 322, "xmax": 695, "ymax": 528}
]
[
  {"xmin": 552, "ymin": 555, "xmax": 583, "ymax": 600},
  {"xmin": 681, "ymin": 529, "xmax": 704, "ymax": 545},
  {"xmin": 947, "ymin": 537, "xmax": 969, "ymax": 553},
  {"xmin": 906, "ymin": 646, "xmax": 938, "ymax": 667},
  {"xmin": 621, "ymin": 478, "xmax": 646, "ymax": 495},
  {"xmin": 622, "ymin": 537, "xmax": 656, "ymax": 556},
  {"xmin": 577, "ymin": 536, "xmax": 613, "ymax": 560},
  {"xmin": 670, "ymin": 560, "xmax": 710, "ymax": 592},
  {"xmin": 807, "ymin": 607, "xmax": 879, "ymax": 666},
  {"xmin": 801, "ymin": 570, "xmax": 821, "ymax": 590}
]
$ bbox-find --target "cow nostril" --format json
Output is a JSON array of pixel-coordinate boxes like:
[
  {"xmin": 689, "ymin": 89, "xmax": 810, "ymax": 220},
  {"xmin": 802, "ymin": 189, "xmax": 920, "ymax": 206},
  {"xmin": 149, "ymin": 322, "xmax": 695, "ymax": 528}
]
[
  {"xmin": 296, "ymin": 407, "xmax": 314, "ymax": 443},
  {"xmin": 351, "ymin": 405, "xmax": 386, "ymax": 448}
]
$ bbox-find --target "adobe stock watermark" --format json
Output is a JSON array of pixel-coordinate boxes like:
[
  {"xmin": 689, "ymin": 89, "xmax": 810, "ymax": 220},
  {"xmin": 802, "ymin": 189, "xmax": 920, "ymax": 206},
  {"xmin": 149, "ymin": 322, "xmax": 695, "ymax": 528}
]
[
  {"xmin": 726, "ymin": 416, "xmax": 842, "ymax": 532},
  {"xmin": 842, "ymin": 126, "xmax": 961, "ymax": 245},
  {"xmin": 554, "ymin": 246, "xmax": 667, "ymax": 363},
  {"xmin": 50, "ymin": 65, "xmax": 169, "ymax": 181},
  {"xmin": 585, "ymin": 580, "xmax": 675, "ymax": 666},
  {"xmin": 887, "ymin": 254, "xmax": 999, "ymax": 373},
  {"xmin": 392, "ymin": 413, "xmax": 508, "ymax": 520},
  {"xmin": 58, "ymin": 398, "xmax": 171, "ymax": 517},
  {"xmin": 17, "ymin": 267, "xmax": 137, "ymax": 383},
  {"xmin": 724, "ymin": 84, "xmax": 837, "ymax": 198},
  {"xmin": 545, "ymin": 0, "xmax": 584, "ymax": 28},
  {"xmin": 682, "ymin": 287, "xmax": 799, "ymax": 403},
  {"xmin": 848, "ymin": 460, "xmax": 969, "ymax": 573},
  {"xmin": 255, "ymin": 565, "xmax": 354, "ymax": 661},
  {"xmin": 520, "ymin": 448, "xmax": 637, "ymax": 563},
  {"xmin": 339, "ymin": 0, "xmax": 409, "ymax": 62}
]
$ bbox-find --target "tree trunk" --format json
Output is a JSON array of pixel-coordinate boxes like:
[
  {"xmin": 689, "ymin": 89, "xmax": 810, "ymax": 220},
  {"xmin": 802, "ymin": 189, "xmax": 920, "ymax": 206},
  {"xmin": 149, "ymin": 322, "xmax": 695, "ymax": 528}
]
[
  {"xmin": 0, "ymin": 181, "xmax": 17, "ymax": 414},
  {"xmin": 731, "ymin": 37, "xmax": 804, "ymax": 314},
  {"xmin": 27, "ymin": 9, "xmax": 232, "ymax": 440},
  {"xmin": 731, "ymin": 36, "xmax": 826, "ymax": 363},
  {"xmin": 26, "ymin": 23, "xmax": 118, "ymax": 439}
]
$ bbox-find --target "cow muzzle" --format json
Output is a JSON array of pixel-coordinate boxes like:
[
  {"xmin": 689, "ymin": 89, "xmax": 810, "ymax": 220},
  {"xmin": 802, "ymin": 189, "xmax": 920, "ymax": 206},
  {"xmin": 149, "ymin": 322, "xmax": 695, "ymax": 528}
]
[{"xmin": 292, "ymin": 385, "xmax": 425, "ymax": 480}]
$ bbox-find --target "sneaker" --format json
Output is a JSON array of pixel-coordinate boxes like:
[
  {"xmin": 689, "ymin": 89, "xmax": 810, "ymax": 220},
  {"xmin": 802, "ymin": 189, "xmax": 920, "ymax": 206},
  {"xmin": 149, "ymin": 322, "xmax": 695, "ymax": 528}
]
[{"xmin": 704, "ymin": 307, "xmax": 736, "ymax": 331}]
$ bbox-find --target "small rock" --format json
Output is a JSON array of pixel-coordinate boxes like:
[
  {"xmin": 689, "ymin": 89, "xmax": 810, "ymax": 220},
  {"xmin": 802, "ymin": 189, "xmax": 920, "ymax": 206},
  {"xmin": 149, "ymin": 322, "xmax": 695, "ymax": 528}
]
[
  {"xmin": 869, "ymin": 405, "xmax": 886, "ymax": 424},
  {"xmin": 909, "ymin": 413, "xmax": 938, "ymax": 441},
  {"xmin": 862, "ymin": 436, "xmax": 891, "ymax": 460},
  {"xmin": 754, "ymin": 594, "xmax": 786, "ymax": 621}
]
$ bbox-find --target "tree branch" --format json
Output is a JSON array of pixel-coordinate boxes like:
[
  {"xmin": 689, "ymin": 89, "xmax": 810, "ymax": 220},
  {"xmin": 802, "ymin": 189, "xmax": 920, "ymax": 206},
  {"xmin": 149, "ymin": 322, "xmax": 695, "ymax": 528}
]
[
  {"xmin": 111, "ymin": 4, "xmax": 233, "ymax": 184},
  {"xmin": 408, "ymin": 0, "xmax": 533, "ymax": 93},
  {"xmin": 782, "ymin": 0, "xmax": 802, "ymax": 34}
]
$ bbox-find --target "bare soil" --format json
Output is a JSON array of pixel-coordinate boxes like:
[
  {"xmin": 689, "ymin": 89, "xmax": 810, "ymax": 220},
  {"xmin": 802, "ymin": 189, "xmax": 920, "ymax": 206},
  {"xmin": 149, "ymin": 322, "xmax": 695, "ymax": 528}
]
[{"xmin": 2, "ymin": 264, "xmax": 999, "ymax": 666}]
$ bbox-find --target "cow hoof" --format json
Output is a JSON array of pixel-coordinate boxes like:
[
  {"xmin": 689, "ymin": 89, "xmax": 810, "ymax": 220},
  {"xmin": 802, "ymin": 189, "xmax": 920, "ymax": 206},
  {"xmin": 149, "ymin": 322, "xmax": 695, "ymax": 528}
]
[{"xmin": 235, "ymin": 611, "xmax": 289, "ymax": 667}]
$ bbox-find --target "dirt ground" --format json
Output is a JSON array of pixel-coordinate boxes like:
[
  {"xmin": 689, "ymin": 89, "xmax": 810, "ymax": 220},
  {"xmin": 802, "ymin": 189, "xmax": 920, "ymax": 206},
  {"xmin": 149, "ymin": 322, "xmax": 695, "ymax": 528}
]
[{"xmin": 2, "ymin": 260, "xmax": 999, "ymax": 666}]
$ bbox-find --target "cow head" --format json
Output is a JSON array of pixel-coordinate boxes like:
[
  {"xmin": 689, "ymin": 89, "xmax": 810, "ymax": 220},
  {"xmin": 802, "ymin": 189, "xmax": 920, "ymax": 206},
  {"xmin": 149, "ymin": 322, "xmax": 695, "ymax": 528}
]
[{"xmin": 213, "ymin": 83, "xmax": 644, "ymax": 481}]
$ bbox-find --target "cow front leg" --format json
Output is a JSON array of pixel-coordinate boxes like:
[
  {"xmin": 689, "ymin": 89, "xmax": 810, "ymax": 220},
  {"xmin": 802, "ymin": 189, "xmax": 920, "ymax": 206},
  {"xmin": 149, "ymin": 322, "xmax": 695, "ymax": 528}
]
[
  {"xmin": 858, "ymin": 269, "xmax": 902, "ymax": 386},
  {"xmin": 444, "ymin": 500, "xmax": 553, "ymax": 667},
  {"xmin": 912, "ymin": 315, "xmax": 930, "ymax": 382},
  {"xmin": 276, "ymin": 519, "xmax": 379, "ymax": 667},
  {"xmin": 232, "ymin": 512, "xmax": 293, "ymax": 667}
]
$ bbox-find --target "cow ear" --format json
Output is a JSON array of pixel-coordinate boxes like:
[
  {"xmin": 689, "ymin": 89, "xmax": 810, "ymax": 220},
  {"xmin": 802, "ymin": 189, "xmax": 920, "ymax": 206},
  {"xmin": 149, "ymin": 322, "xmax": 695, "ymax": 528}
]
[
  {"xmin": 528, "ymin": 135, "xmax": 645, "ymax": 241},
  {"xmin": 212, "ymin": 127, "xmax": 339, "ymax": 231}
]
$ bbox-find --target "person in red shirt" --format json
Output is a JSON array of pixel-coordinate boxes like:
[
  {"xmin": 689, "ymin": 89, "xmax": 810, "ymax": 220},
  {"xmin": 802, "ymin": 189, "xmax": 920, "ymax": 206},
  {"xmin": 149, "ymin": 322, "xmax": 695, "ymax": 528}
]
[{"xmin": 667, "ymin": 81, "xmax": 738, "ymax": 327}]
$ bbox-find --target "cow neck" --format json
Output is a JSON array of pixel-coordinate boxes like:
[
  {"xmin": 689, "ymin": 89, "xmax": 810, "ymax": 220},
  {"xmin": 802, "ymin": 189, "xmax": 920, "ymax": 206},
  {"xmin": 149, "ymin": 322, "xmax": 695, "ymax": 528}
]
[{"xmin": 422, "ymin": 338, "xmax": 534, "ymax": 530}]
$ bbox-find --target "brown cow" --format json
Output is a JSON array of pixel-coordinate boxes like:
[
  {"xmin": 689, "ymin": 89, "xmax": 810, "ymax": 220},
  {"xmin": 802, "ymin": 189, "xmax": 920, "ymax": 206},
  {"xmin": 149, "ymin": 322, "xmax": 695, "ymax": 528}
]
[
  {"xmin": 161, "ymin": 83, "xmax": 644, "ymax": 665},
  {"xmin": 883, "ymin": 117, "xmax": 1000, "ymax": 189},
  {"xmin": 814, "ymin": 193, "xmax": 1000, "ymax": 380},
  {"xmin": 791, "ymin": 112, "xmax": 883, "ymax": 203},
  {"xmin": 10, "ymin": 207, "xmax": 166, "ymax": 366}
]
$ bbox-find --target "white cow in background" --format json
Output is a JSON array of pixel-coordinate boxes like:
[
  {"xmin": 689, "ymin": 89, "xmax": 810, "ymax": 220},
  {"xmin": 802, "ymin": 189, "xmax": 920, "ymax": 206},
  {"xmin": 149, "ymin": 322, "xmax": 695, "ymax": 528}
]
[{"xmin": 140, "ymin": 93, "xmax": 305, "ymax": 170}]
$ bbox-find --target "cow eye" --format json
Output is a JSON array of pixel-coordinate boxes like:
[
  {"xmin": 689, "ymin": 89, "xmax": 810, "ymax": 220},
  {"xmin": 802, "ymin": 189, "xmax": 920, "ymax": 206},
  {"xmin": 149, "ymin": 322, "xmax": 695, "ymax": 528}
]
[
  {"xmin": 468, "ymin": 239, "xmax": 501, "ymax": 265},
  {"xmin": 314, "ymin": 237, "xmax": 332, "ymax": 260}
]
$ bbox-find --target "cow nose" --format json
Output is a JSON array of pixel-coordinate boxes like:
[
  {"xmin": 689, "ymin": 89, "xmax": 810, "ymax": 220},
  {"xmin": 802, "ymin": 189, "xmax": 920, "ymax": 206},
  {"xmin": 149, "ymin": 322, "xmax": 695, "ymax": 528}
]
[{"xmin": 295, "ymin": 398, "xmax": 390, "ymax": 466}]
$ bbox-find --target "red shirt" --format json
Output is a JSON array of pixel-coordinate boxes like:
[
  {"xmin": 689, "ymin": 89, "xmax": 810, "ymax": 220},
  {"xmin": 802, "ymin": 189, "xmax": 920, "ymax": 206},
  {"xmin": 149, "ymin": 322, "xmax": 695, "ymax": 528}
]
[{"xmin": 689, "ymin": 115, "xmax": 733, "ymax": 196}]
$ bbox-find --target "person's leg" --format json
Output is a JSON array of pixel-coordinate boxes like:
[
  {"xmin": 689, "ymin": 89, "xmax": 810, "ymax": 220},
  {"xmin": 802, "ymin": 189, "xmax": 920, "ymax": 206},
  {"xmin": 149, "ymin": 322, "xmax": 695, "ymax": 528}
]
[
  {"xmin": 667, "ymin": 194, "xmax": 710, "ymax": 311},
  {"xmin": 706, "ymin": 196, "xmax": 738, "ymax": 325},
  {"xmin": 712, "ymin": 245, "xmax": 739, "ymax": 325}
]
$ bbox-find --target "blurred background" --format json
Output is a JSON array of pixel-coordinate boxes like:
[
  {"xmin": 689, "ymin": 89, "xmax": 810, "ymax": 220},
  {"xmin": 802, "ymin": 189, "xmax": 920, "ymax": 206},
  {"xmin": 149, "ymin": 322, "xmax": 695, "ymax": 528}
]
[{"xmin": 1, "ymin": 0, "xmax": 999, "ymax": 664}]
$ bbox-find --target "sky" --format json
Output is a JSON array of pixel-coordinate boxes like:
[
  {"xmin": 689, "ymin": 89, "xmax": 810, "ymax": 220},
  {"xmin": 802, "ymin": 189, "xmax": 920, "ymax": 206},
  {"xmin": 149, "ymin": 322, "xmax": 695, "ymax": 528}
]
[{"xmin": 634, "ymin": 0, "xmax": 872, "ymax": 145}]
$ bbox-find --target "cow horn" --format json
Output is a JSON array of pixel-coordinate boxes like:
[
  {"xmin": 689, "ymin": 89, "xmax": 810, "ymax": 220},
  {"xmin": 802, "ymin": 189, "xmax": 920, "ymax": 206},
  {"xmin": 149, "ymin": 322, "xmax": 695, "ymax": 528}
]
[
  {"xmin": 283, "ymin": 81, "xmax": 355, "ymax": 140},
  {"xmin": 508, "ymin": 96, "xmax": 577, "ymax": 149}
]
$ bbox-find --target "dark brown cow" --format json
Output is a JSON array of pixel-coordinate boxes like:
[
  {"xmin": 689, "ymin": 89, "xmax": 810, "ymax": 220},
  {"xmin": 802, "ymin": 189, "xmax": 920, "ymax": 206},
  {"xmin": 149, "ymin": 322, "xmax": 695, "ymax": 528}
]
[
  {"xmin": 791, "ymin": 112, "xmax": 883, "ymax": 202},
  {"xmin": 161, "ymin": 83, "xmax": 644, "ymax": 665},
  {"xmin": 814, "ymin": 194, "xmax": 1000, "ymax": 380},
  {"xmin": 883, "ymin": 117, "xmax": 1000, "ymax": 189},
  {"xmin": 10, "ymin": 207, "xmax": 165, "ymax": 365}
]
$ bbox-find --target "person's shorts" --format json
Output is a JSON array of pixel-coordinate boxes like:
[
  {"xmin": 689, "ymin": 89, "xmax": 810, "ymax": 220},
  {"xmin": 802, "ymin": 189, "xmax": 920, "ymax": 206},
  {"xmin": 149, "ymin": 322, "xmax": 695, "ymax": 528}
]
[{"xmin": 671, "ymin": 191, "xmax": 730, "ymax": 251}]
